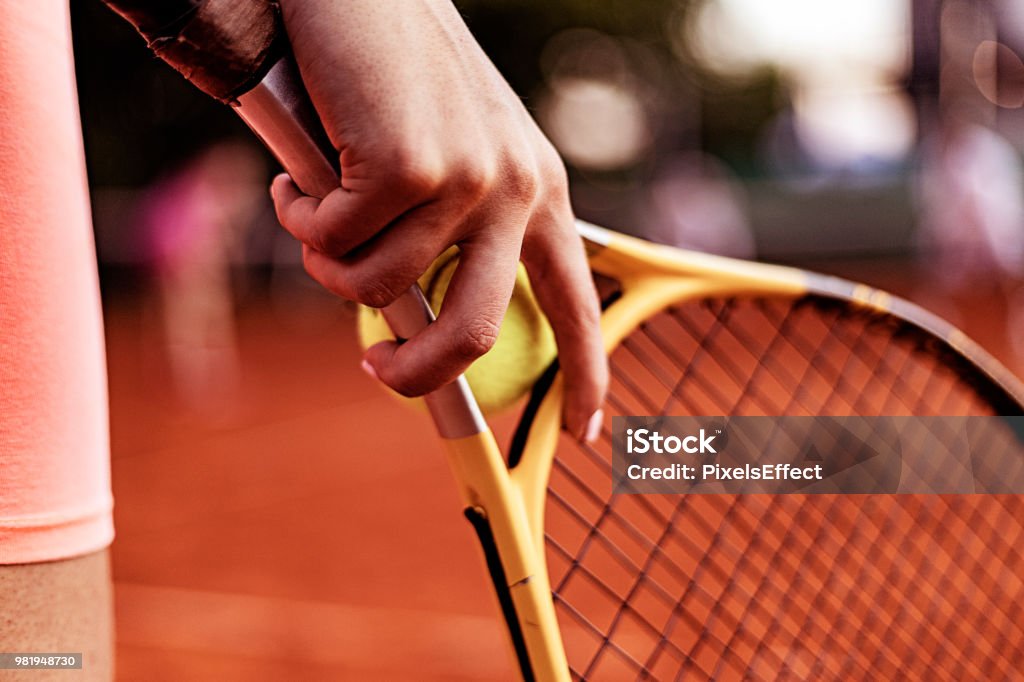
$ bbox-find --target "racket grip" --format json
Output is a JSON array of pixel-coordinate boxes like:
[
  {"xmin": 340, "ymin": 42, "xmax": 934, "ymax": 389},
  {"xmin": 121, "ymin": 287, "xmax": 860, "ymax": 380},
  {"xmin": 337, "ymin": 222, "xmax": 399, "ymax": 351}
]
[
  {"xmin": 233, "ymin": 56, "xmax": 487, "ymax": 438},
  {"xmin": 104, "ymin": 0, "xmax": 487, "ymax": 438}
]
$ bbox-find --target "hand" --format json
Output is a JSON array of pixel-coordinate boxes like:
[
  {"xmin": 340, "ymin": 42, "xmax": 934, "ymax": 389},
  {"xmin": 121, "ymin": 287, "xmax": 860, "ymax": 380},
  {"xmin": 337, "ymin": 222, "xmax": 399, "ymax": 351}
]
[{"xmin": 271, "ymin": 0, "xmax": 607, "ymax": 440}]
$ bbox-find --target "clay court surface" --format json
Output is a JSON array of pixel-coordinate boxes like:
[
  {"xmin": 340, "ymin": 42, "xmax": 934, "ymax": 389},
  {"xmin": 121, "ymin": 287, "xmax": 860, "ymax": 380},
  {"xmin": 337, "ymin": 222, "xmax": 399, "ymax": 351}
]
[
  {"xmin": 107, "ymin": 286, "xmax": 522, "ymax": 680},
  {"xmin": 106, "ymin": 261, "xmax": 1023, "ymax": 680}
]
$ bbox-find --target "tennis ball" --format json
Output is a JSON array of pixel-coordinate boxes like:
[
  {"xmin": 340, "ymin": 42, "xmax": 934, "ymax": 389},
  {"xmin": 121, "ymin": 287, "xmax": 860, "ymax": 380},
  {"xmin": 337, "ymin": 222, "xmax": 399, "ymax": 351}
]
[{"xmin": 357, "ymin": 249, "xmax": 556, "ymax": 414}]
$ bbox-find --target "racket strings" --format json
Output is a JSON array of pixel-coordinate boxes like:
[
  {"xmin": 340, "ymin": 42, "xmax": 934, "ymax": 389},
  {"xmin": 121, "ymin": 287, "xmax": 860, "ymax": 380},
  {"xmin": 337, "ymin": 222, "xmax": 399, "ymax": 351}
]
[
  {"xmin": 682, "ymin": 300, "xmax": 988, "ymax": 474},
  {"xmin": 649, "ymin": 301, "xmax": 963, "ymax": 487},
  {"xmin": 543, "ymin": 296, "xmax": 1024, "ymax": 680},
  {"xmin": 770, "ymin": 302, "xmax": 975, "ymax": 452}
]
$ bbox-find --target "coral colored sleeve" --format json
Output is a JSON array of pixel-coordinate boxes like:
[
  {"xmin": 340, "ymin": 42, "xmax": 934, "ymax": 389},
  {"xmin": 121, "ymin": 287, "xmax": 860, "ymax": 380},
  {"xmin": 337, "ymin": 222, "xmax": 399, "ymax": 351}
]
[{"xmin": 0, "ymin": 1, "xmax": 114, "ymax": 563}]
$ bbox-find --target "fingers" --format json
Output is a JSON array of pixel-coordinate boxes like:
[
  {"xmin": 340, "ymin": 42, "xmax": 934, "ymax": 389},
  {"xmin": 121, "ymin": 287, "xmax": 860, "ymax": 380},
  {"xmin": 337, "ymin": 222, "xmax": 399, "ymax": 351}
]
[
  {"xmin": 271, "ymin": 157, "xmax": 604, "ymax": 442},
  {"xmin": 298, "ymin": 207, "xmax": 452, "ymax": 308},
  {"xmin": 523, "ymin": 206, "xmax": 608, "ymax": 443},
  {"xmin": 271, "ymin": 170, "xmax": 434, "ymax": 257},
  {"xmin": 363, "ymin": 233, "xmax": 521, "ymax": 397}
]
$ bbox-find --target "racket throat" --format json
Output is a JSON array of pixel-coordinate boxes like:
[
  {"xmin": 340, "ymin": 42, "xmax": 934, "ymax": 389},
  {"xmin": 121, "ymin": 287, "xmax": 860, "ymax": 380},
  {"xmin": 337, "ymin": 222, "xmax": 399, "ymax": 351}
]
[{"xmin": 464, "ymin": 508, "xmax": 537, "ymax": 682}]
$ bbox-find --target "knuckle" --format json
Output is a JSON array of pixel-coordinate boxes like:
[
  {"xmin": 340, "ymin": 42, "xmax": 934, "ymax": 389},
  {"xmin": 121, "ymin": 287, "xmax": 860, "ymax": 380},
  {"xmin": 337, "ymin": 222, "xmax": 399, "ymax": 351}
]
[
  {"xmin": 562, "ymin": 291, "xmax": 602, "ymax": 339},
  {"xmin": 577, "ymin": 293, "xmax": 602, "ymax": 328},
  {"xmin": 386, "ymin": 374, "xmax": 425, "ymax": 398},
  {"xmin": 450, "ymin": 161, "xmax": 494, "ymax": 202},
  {"xmin": 451, "ymin": 318, "xmax": 501, "ymax": 359},
  {"xmin": 388, "ymin": 149, "xmax": 443, "ymax": 196},
  {"xmin": 541, "ymin": 156, "xmax": 569, "ymax": 192},
  {"xmin": 306, "ymin": 228, "xmax": 341, "ymax": 256},
  {"xmin": 351, "ymin": 276, "xmax": 400, "ymax": 309},
  {"xmin": 506, "ymin": 160, "xmax": 540, "ymax": 202}
]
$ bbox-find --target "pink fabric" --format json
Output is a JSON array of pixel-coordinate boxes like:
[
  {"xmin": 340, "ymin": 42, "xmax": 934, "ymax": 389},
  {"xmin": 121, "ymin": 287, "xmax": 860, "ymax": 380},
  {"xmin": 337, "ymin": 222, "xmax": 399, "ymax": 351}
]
[{"xmin": 0, "ymin": 2, "xmax": 113, "ymax": 563}]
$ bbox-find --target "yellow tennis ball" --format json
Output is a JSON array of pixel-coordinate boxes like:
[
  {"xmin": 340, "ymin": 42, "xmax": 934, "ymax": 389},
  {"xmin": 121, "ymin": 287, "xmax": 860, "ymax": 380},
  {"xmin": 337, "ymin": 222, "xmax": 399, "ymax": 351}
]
[{"xmin": 357, "ymin": 250, "xmax": 556, "ymax": 414}]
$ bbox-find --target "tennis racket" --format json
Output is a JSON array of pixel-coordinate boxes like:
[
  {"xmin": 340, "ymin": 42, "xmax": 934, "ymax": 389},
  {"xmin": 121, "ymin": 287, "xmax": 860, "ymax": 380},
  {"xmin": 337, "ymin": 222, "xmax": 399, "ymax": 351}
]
[{"xmin": 107, "ymin": 1, "xmax": 1024, "ymax": 679}]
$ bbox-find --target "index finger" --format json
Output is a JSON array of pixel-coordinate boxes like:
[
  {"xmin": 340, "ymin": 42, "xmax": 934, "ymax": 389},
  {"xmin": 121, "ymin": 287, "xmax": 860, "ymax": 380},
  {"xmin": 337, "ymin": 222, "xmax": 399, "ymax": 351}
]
[
  {"xmin": 270, "ymin": 173, "xmax": 425, "ymax": 257},
  {"xmin": 362, "ymin": 232, "xmax": 522, "ymax": 397}
]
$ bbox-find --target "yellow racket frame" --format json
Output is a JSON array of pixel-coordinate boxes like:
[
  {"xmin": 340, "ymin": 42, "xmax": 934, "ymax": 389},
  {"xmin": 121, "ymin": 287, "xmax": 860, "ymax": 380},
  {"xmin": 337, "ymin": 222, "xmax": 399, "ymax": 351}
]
[{"xmin": 440, "ymin": 222, "xmax": 808, "ymax": 680}]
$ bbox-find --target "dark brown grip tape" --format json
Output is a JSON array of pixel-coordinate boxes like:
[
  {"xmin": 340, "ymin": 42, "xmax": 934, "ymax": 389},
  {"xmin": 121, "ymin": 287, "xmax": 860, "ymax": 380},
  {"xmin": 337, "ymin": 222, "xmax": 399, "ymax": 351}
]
[{"xmin": 103, "ymin": 0, "xmax": 283, "ymax": 103}]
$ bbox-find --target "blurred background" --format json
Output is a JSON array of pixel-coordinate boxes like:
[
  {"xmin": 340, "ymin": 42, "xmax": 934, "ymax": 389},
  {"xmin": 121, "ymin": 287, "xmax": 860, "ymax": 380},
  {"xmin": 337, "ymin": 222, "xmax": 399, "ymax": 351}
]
[{"xmin": 71, "ymin": 0, "xmax": 1024, "ymax": 679}]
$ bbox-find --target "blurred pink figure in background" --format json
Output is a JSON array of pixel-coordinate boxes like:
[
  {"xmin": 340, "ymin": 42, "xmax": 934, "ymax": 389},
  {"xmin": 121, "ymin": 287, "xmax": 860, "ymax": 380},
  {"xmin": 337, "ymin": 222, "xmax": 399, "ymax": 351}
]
[
  {"xmin": 917, "ymin": 114, "xmax": 1024, "ymax": 363},
  {"xmin": 139, "ymin": 141, "xmax": 266, "ymax": 411},
  {"xmin": 918, "ymin": 118, "xmax": 1024, "ymax": 286}
]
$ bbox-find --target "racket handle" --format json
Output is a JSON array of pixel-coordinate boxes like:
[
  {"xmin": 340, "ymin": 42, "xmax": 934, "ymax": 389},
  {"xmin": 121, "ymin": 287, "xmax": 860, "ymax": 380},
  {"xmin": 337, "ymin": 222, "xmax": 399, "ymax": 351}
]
[
  {"xmin": 104, "ymin": 0, "xmax": 487, "ymax": 438},
  {"xmin": 236, "ymin": 58, "xmax": 486, "ymax": 439}
]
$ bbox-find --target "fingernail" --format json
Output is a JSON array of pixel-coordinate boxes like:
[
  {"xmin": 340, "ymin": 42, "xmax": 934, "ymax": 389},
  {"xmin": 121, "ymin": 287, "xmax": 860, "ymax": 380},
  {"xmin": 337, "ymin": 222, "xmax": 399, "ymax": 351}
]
[
  {"xmin": 361, "ymin": 359, "xmax": 378, "ymax": 381},
  {"xmin": 582, "ymin": 409, "xmax": 604, "ymax": 444}
]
